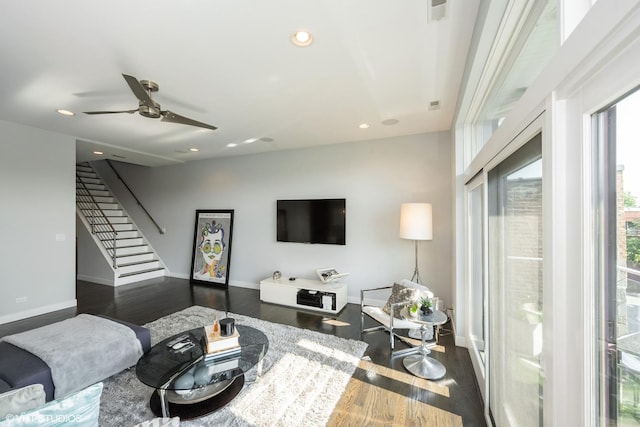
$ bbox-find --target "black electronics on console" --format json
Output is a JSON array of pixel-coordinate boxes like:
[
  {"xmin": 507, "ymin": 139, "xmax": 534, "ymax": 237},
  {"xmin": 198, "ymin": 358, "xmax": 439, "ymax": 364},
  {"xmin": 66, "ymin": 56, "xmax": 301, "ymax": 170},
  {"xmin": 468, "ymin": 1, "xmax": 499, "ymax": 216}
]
[{"xmin": 296, "ymin": 289, "xmax": 336, "ymax": 311}]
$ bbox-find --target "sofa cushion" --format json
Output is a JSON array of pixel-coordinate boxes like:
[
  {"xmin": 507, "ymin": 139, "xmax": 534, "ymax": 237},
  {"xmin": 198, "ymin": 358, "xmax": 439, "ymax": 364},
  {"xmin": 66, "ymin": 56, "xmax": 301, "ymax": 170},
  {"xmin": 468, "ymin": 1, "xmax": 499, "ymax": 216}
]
[
  {"xmin": 98, "ymin": 316, "xmax": 151, "ymax": 353},
  {"xmin": 382, "ymin": 281, "xmax": 433, "ymax": 318},
  {"xmin": 399, "ymin": 279, "xmax": 434, "ymax": 298},
  {"xmin": 0, "ymin": 343, "xmax": 54, "ymax": 402},
  {"xmin": 381, "ymin": 283, "xmax": 417, "ymax": 318},
  {"xmin": 0, "ymin": 382, "xmax": 102, "ymax": 427},
  {"xmin": 0, "ymin": 384, "xmax": 45, "ymax": 421}
]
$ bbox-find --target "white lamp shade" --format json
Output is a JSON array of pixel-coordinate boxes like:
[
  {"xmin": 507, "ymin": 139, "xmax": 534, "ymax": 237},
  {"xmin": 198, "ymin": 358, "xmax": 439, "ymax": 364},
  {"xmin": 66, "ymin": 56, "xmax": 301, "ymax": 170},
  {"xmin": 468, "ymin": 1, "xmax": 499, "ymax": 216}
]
[{"xmin": 399, "ymin": 203, "xmax": 433, "ymax": 240}]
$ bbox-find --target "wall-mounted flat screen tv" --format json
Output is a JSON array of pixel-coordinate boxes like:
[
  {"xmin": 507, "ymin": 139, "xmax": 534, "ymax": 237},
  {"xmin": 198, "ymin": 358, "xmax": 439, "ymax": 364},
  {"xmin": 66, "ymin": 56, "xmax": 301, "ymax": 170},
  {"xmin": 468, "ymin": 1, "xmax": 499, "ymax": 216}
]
[{"xmin": 277, "ymin": 198, "xmax": 346, "ymax": 245}]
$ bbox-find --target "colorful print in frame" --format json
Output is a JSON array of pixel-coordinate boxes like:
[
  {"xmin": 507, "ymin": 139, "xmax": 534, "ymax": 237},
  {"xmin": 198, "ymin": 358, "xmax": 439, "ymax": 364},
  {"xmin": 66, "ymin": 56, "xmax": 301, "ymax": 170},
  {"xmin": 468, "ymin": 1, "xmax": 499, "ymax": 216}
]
[{"xmin": 190, "ymin": 209, "xmax": 234, "ymax": 287}]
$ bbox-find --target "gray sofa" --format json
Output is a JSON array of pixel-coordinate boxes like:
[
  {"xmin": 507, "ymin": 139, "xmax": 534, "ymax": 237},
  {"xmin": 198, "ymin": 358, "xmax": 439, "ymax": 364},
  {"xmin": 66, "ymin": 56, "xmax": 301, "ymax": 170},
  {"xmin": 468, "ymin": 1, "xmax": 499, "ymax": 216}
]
[{"xmin": 0, "ymin": 316, "xmax": 150, "ymax": 401}]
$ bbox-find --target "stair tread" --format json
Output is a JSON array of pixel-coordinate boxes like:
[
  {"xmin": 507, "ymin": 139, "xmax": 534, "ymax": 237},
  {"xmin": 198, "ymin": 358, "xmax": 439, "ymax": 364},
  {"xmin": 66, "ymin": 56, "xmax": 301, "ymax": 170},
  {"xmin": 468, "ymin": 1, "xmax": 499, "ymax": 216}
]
[
  {"xmin": 116, "ymin": 259, "xmax": 159, "ymax": 268},
  {"xmin": 87, "ymin": 220, "xmax": 132, "ymax": 225},
  {"xmin": 118, "ymin": 267, "xmax": 164, "ymax": 278},
  {"xmin": 116, "ymin": 251, "xmax": 154, "ymax": 259},
  {"xmin": 117, "ymin": 259, "xmax": 158, "ymax": 268},
  {"xmin": 100, "ymin": 238, "xmax": 144, "ymax": 243}
]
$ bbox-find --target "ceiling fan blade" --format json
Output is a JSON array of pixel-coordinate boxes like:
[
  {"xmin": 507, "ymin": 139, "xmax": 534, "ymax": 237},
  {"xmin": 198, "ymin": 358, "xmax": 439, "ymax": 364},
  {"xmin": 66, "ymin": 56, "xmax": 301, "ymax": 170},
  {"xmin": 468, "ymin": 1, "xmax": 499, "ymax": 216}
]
[
  {"xmin": 122, "ymin": 74, "xmax": 154, "ymax": 107},
  {"xmin": 161, "ymin": 110, "xmax": 217, "ymax": 131},
  {"xmin": 84, "ymin": 109, "xmax": 138, "ymax": 115}
]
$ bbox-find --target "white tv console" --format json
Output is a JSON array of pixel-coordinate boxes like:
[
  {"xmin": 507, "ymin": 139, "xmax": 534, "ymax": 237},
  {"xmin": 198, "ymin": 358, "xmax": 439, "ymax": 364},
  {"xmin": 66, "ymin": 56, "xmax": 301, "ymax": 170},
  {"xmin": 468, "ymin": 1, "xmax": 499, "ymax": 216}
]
[{"xmin": 259, "ymin": 276, "xmax": 347, "ymax": 314}]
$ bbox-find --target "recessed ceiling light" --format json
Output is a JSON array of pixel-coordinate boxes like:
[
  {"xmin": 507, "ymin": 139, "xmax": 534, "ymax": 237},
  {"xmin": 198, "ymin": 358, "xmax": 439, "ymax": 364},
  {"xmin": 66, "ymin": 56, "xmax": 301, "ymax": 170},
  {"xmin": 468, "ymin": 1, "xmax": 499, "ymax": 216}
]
[
  {"xmin": 291, "ymin": 30, "xmax": 313, "ymax": 47},
  {"xmin": 381, "ymin": 119, "xmax": 399, "ymax": 126},
  {"xmin": 227, "ymin": 143, "xmax": 238, "ymax": 148},
  {"xmin": 244, "ymin": 138, "xmax": 258, "ymax": 144},
  {"xmin": 93, "ymin": 151, "xmax": 103, "ymax": 155},
  {"xmin": 359, "ymin": 123, "xmax": 370, "ymax": 129},
  {"xmin": 57, "ymin": 109, "xmax": 74, "ymax": 116},
  {"xmin": 260, "ymin": 137, "xmax": 275, "ymax": 143},
  {"xmin": 189, "ymin": 148, "xmax": 199, "ymax": 152}
]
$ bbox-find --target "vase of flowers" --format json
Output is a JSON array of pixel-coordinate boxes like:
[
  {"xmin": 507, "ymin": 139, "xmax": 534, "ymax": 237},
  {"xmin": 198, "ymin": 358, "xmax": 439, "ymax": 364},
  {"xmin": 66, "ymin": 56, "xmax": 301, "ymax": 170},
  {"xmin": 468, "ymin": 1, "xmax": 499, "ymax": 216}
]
[{"xmin": 420, "ymin": 297, "xmax": 433, "ymax": 315}]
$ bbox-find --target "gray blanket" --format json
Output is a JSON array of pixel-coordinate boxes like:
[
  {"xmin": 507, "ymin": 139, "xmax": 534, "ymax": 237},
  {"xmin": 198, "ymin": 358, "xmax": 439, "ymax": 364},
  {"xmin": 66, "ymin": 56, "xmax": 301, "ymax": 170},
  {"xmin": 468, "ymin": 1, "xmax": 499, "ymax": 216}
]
[{"xmin": 3, "ymin": 314, "xmax": 143, "ymax": 398}]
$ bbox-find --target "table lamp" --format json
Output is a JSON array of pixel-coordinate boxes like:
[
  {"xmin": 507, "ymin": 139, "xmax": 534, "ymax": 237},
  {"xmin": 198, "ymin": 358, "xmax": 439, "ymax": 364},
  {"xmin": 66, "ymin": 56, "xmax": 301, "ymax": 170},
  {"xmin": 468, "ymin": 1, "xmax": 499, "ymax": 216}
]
[{"xmin": 399, "ymin": 203, "xmax": 433, "ymax": 284}]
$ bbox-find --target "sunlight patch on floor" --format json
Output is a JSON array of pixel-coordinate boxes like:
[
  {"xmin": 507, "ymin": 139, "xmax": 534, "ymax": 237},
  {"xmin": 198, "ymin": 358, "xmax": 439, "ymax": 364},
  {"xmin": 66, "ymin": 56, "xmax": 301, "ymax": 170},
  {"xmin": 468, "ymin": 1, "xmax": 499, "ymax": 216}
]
[
  {"xmin": 329, "ymin": 404, "xmax": 464, "ymax": 427},
  {"xmin": 322, "ymin": 317, "xmax": 351, "ymax": 327},
  {"xmin": 400, "ymin": 336, "xmax": 446, "ymax": 354},
  {"xmin": 296, "ymin": 338, "xmax": 361, "ymax": 364},
  {"xmin": 330, "ymin": 358, "xmax": 464, "ymax": 427},
  {"xmin": 359, "ymin": 357, "xmax": 451, "ymax": 397}
]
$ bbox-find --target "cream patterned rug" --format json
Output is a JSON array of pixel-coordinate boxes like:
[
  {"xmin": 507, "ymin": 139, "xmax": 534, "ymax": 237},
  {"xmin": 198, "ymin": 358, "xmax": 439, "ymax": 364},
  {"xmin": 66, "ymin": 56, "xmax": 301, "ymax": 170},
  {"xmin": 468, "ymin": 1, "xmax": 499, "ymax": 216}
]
[{"xmin": 99, "ymin": 306, "xmax": 368, "ymax": 426}]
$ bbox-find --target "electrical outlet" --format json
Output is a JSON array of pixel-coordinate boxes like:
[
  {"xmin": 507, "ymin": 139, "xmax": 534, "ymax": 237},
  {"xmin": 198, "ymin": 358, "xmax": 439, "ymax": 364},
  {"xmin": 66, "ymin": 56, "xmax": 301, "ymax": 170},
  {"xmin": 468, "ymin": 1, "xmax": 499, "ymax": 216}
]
[{"xmin": 15, "ymin": 297, "xmax": 27, "ymax": 304}]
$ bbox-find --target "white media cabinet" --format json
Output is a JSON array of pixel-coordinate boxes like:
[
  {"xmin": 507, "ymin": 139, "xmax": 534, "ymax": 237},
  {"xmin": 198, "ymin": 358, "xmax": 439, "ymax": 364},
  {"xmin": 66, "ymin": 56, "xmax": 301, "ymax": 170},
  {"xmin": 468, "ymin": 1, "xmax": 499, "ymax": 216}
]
[{"xmin": 259, "ymin": 277, "xmax": 347, "ymax": 314}]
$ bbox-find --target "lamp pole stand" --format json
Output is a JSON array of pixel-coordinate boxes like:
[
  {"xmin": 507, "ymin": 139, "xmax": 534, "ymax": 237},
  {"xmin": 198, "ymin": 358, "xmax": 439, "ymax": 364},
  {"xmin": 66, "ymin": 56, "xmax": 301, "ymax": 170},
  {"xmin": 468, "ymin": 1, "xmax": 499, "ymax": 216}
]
[{"xmin": 410, "ymin": 239, "xmax": 423, "ymax": 284}]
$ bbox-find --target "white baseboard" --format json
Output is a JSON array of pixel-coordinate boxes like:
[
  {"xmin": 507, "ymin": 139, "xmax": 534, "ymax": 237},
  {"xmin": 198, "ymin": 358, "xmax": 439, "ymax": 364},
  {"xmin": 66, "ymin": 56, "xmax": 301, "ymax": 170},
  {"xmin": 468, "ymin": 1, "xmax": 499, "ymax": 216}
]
[
  {"xmin": 454, "ymin": 335, "xmax": 468, "ymax": 347},
  {"xmin": 168, "ymin": 273, "xmax": 260, "ymax": 290},
  {"xmin": 77, "ymin": 274, "xmax": 114, "ymax": 286},
  {"xmin": 230, "ymin": 280, "xmax": 260, "ymax": 290},
  {"xmin": 0, "ymin": 299, "xmax": 77, "ymax": 325},
  {"xmin": 347, "ymin": 295, "xmax": 361, "ymax": 305}
]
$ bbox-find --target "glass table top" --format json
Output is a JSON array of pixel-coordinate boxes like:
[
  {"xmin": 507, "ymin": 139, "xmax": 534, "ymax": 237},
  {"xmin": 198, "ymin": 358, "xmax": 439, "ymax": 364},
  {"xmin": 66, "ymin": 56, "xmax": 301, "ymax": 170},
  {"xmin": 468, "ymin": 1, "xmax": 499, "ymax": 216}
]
[{"xmin": 136, "ymin": 324, "xmax": 269, "ymax": 392}]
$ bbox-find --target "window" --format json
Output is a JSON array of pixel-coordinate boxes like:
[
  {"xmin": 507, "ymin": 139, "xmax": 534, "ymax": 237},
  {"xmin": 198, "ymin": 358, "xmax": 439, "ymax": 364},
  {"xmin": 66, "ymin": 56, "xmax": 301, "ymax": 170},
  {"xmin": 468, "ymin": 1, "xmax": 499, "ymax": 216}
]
[
  {"xmin": 460, "ymin": 0, "xmax": 558, "ymax": 168},
  {"xmin": 467, "ymin": 177, "xmax": 486, "ymax": 390},
  {"xmin": 594, "ymin": 88, "xmax": 640, "ymax": 425},
  {"xmin": 488, "ymin": 134, "xmax": 543, "ymax": 426}
]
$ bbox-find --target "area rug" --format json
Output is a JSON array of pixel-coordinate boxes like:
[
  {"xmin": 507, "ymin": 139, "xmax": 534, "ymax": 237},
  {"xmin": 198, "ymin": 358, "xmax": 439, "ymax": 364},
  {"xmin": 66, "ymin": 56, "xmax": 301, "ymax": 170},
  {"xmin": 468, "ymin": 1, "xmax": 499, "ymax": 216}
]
[{"xmin": 99, "ymin": 306, "xmax": 368, "ymax": 426}]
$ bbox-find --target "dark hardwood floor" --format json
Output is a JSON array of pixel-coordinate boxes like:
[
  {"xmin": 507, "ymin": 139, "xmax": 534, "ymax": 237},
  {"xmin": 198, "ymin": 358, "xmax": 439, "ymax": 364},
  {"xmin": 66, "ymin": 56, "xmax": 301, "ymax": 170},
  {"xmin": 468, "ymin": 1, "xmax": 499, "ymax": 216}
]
[{"xmin": 0, "ymin": 277, "xmax": 486, "ymax": 426}]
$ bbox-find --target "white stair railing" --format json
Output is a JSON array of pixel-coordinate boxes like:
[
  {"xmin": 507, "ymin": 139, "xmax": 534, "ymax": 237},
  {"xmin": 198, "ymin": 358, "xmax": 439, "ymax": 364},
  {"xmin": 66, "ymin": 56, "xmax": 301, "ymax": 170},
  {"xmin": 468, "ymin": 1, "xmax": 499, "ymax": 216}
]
[{"xmin": 76, "ymin": 173, "xmax": 118, "ymax": 268}]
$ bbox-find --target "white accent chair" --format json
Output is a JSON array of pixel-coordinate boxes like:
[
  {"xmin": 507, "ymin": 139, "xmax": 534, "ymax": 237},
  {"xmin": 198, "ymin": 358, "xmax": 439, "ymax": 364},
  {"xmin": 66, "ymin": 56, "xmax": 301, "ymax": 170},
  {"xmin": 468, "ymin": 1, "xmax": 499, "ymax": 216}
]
[{"xmin": 360, "ymin": 280, "xmax": 435, "ymax": 357}]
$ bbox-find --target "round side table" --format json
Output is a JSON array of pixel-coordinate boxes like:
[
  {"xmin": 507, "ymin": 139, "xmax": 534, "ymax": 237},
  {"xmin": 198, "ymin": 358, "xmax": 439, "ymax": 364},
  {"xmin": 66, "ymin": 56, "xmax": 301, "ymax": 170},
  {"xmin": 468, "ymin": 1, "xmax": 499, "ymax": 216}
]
[{"xmin": 400, "ymin": 308, "xmax": 448, "ymax": 380}]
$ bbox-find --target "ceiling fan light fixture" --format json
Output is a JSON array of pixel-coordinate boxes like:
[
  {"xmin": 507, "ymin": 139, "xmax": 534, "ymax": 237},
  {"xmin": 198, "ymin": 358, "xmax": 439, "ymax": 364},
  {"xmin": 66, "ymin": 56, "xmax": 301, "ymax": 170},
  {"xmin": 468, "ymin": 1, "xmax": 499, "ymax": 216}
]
[
  {"xmin": 291, "ymin": 30, "xmax": 313, "ymax": 47},
  {"xmin": 139, "ymin": 103, "xmax": 161, "ymax": 119},
  {"xmin": 84, "ymin": 74, "xmax": 217, "ymax": 131},
  {"xmin": 57, "ymin": 109, "xmax": 74, "ymax": 116}
]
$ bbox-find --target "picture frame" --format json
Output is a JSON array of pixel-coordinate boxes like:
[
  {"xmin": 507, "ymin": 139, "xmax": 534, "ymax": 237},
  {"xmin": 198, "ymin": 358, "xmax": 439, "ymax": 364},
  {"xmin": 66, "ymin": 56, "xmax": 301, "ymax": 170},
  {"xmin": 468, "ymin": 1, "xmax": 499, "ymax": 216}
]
[{"xmin": 190, "ymin": 209, "xmax": 234, "ymax": 288}]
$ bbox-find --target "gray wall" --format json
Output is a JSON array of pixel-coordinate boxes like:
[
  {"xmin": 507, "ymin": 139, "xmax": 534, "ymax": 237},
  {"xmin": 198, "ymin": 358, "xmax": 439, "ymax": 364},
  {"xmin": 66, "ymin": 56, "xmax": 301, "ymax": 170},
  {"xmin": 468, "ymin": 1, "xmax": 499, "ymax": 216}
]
[
  {"xmin": 0, "ymin": 120, "xmax": 76, "ymax": 323},
  {"xmin": 96, "ymin": 132, "xmax": 453, "ymax": 305},
  {"xmin": 76, "ymin": 215, "xmax": 114, "ymax": 285}
]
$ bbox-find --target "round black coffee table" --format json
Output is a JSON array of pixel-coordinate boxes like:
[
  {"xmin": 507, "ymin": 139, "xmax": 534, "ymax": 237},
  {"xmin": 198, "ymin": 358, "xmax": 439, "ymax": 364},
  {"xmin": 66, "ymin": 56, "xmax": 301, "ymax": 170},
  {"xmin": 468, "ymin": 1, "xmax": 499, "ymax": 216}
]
[{"xmin": 136, "ymin": 324, "xmax": 268, "ymax": 419}]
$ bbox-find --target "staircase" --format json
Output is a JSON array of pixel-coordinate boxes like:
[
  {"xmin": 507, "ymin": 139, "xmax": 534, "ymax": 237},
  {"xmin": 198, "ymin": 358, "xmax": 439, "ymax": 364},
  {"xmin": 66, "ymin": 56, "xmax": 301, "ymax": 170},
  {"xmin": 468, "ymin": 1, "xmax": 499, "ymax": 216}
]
[{"xmin": 75, "ymin": 162, "xmax": 166, "ymax": 285}]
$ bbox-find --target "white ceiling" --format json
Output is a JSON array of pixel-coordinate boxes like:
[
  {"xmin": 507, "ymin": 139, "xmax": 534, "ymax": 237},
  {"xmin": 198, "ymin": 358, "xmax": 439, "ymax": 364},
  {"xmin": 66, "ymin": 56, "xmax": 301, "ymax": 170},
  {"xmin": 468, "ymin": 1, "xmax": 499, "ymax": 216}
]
[{"xmin": 0, "ymin": 1, "xmax": 478, "ymax": 167}]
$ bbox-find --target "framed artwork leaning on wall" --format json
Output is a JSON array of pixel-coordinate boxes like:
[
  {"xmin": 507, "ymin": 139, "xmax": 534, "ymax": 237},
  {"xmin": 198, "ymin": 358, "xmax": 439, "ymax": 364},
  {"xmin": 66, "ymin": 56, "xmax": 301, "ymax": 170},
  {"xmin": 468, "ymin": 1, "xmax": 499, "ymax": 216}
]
[{"xmin": 190, "ymin": 209, "xmax": 234, "ymax": 288}]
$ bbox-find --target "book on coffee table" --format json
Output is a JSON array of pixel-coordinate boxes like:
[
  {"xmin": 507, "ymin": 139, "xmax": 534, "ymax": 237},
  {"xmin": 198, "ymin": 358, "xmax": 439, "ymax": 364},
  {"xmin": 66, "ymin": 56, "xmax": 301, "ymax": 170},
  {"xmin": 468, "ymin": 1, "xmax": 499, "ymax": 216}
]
[
  {"xmin": 203, "ymin": 324, "xmax": 240, "ymax": 354},
  {"xmin": 204, "ymin": 348, "xmax": 241, "ymax": 368},
  {"xmin": 203, "ymin": 346, "xmax": 241, "ymax": 363}
]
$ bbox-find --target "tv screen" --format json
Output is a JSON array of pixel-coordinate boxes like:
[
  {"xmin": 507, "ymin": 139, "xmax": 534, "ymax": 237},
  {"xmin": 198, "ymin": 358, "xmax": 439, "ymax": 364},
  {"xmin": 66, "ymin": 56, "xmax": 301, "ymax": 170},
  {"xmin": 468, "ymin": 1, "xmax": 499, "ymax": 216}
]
[{"xmin": 277, "ymin": 199, "xmax": 346, "ymax": 245}]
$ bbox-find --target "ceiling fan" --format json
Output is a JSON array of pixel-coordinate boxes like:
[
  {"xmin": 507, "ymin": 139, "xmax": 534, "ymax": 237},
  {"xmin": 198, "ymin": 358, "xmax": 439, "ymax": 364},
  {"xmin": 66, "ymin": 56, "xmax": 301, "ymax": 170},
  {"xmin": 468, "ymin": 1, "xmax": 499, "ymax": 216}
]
[{"xmin": 84, "ymin": 74, "xmax": 217, "ymax": 131}]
